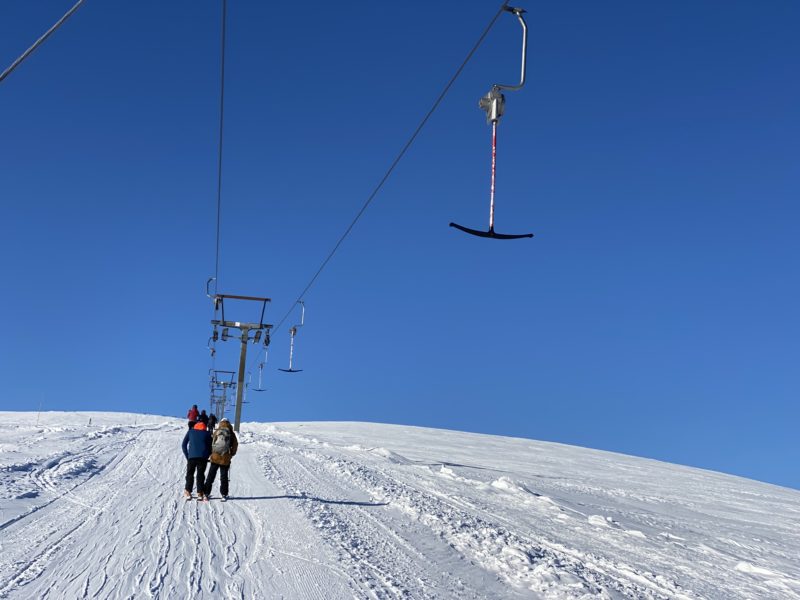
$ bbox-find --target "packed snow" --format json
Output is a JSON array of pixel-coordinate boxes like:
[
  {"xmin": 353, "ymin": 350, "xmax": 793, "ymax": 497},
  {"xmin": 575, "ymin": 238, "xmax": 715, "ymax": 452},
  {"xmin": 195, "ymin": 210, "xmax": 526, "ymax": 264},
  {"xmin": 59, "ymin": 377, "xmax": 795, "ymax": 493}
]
[{"xmin": 0, "ymin": 411, "xmax": 798, "ymax": 599}]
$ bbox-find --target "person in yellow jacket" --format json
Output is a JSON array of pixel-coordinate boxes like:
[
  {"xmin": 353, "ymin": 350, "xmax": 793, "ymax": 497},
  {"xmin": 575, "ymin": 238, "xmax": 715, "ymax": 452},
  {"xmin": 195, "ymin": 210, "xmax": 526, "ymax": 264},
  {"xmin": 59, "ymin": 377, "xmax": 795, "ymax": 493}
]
[{"xmin": 203, "ymin": 417, "xmax": 238, "ymax": 501}]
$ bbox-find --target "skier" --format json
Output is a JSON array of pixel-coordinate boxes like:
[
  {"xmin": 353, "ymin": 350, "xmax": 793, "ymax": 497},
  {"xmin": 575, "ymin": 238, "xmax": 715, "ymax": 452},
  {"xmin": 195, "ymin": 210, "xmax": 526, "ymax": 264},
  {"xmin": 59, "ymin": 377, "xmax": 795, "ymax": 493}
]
[
  {"xmin": 182, "ymin": 421, "xmax": 212, "ymax": 500},
  {"xmin": 198, "ymin": 409, "xmax": 209, "ymax": 425},
  {"xmin": 207, "ymin": 413, "xmax": 218, "ymax": 431},
  {"xmin": 187, "ymin": 404, "xmax": 199, "ymax": 428},
  {"xmin": 203, "ymin": 417, "xmax": 238, "ymax": 501}
]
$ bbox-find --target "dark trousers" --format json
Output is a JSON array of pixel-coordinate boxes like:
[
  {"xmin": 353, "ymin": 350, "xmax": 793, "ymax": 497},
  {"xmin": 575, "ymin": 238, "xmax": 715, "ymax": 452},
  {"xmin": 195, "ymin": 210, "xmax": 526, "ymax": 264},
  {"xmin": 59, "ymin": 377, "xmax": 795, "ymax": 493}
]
[
  {"xmin": 185, "ymin": 458, "xmax": 207, "ymax": 494},
  {"xmin": 204, "ymin": 462, "xmax": 230, "ymax": 497}
]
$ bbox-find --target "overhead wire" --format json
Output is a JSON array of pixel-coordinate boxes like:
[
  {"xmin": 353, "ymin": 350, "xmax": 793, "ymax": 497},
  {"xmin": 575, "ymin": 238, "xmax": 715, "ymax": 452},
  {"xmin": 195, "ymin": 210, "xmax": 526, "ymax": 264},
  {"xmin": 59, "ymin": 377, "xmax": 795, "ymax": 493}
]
[
  {"xmin": 209, "ymin": 0, "xmax": 228, "ymax": 385},
  {"xmin": 213, "ymin": 0, "xmax": 228, "ymax": 297},
  {"xmin": 248, "ymin": 0, "xmax": 512, "ymax": 372},
  {"xmin": 0, "ymin": 0, "xmax": 87, "ymax": 84}
]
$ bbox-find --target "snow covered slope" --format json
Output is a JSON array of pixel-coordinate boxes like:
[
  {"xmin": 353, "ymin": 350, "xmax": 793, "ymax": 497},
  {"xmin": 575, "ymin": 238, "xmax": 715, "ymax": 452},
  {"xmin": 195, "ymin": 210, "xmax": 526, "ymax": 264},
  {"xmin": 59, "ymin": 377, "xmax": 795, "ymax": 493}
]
[{"xmin": 0, "ymin": 412, "xmax": 797, "ymax": 599}]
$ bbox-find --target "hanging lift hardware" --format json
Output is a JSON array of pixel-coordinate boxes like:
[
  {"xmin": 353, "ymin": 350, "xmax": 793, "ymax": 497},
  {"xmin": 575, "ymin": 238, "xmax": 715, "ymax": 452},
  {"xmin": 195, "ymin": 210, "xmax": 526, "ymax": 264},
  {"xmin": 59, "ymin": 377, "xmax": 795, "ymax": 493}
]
[
  {"xmin": 278, "ymin": 327, "xmax": 302, "ymax": 373},
  {"xmin": 252, "ymin": 353, "xmax": 268, "ymax": 392},
  {"xmin": 279, "ymin": 301, "xmax": 305, "ymax": 373},
  {"xmin": 450, "ymin": 6, "xmax": 533, "ymax": 240}
]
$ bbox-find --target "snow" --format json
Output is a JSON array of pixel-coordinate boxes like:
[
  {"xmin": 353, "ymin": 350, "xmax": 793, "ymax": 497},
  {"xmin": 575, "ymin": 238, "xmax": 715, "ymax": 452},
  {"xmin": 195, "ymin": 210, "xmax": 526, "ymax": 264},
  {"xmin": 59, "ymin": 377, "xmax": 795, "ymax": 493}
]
[{"xmin": 0, "ymin": 412, "xmax": 798, "ymax": 599}]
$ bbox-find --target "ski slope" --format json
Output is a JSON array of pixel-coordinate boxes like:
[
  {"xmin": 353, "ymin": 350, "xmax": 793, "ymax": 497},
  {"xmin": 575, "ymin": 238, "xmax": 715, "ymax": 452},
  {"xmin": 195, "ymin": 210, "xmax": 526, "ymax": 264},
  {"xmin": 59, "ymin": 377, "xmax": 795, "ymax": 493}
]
[{"xmin": 0, "ymin": 412, "xmax": 798, "ymax": 599}]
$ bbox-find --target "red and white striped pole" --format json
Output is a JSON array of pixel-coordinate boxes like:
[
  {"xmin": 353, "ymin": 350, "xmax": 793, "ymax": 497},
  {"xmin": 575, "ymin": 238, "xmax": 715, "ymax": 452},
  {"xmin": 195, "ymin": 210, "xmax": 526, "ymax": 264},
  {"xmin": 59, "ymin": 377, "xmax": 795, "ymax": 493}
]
[{"xmin": 488, "ymin": 120, "xmax": 498, "ymax": 234}]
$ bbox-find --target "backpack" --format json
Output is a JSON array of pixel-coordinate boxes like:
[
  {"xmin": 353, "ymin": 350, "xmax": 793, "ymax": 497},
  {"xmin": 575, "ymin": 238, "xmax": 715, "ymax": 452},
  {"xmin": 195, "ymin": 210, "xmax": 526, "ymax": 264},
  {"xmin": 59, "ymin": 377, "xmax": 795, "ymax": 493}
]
[{"xmin": 212, "ymin": 428, "xmax": 232, "ymax": 455}]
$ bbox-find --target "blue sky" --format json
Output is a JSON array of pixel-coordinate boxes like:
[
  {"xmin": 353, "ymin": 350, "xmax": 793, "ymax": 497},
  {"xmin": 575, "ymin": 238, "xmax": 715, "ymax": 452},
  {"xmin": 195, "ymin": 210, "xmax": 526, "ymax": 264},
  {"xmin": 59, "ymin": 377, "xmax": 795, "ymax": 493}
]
[{"xmin": 2, "ymin": 1, "xmax": 798, "ymax": 489}]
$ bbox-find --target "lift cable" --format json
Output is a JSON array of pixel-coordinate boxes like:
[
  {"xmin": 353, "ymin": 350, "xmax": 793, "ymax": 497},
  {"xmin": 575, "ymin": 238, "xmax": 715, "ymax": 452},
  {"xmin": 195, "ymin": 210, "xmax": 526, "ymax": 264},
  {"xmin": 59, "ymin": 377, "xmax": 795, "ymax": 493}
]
[
  {"xmin": 213, "ymin": 0, "xmax": 228, "ymax": 297},
  {"xmin": 208, "ymin": 0, "xmax": 228, "ymax": 378},
  {"xmin": 0, "ymin": 0, "xmax": 87, "ymax": 84},
  {"xmin": 246, "ymin": 0, "xmax": 511, "ymax": 372}
]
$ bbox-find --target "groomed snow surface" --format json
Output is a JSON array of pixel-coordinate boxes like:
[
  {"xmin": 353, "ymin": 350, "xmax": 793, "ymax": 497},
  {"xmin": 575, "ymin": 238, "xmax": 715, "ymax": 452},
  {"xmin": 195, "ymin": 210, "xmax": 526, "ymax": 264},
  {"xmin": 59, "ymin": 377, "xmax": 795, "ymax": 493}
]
[{"xmin": 0, "ymin": 412, "xmax": 798, "ymax": 599}]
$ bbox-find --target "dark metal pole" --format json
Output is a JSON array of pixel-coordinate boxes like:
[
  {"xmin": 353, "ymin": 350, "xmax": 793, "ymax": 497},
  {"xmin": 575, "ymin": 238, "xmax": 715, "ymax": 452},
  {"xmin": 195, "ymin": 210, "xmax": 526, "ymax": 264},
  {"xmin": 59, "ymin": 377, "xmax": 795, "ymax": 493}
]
[{"xmin": 233, "ymin": 328, "xmax": 249, "ymax": 432}]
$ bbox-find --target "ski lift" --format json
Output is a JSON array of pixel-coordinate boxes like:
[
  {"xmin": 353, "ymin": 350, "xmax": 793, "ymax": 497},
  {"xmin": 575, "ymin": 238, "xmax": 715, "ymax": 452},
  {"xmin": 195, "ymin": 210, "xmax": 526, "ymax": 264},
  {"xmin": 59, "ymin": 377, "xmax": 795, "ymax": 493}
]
[
  {"xmin": 450, "ymin": 6, "xmax": 533, "ymax": 240},
  {"xmin": 279, "ymin": 326, "xmax": 303, "ymax": 373},
  {"xmin": 242, "ymin": 373, "xmax": 251, "ymax": 404},
  {"xmin": 209, "ymin": 369, "xmax": 236, "ymax": 389},
  {"xmin": 253, "ymin": 355, "xmax": 268, "ymax": 392},
  {"xmin": 279, "ymin": 302, "xmax": 305, "ymax": 373}
]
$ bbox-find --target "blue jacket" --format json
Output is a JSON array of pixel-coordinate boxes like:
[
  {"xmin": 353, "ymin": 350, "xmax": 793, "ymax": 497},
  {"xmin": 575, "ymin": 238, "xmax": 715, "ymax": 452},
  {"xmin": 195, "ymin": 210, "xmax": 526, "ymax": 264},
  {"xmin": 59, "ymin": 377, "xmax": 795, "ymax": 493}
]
[{"xmin": 182, "ymin": 428, "xmax": 212, "ymax": 460}]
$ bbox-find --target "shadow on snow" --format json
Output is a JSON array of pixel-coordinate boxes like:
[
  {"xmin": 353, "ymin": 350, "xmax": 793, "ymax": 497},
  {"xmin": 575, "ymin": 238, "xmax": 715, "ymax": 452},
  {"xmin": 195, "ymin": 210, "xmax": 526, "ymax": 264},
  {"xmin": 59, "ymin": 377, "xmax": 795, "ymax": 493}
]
[{"xmin": 219, "ymin": 495, "xmax": 388, "ymax": 507}]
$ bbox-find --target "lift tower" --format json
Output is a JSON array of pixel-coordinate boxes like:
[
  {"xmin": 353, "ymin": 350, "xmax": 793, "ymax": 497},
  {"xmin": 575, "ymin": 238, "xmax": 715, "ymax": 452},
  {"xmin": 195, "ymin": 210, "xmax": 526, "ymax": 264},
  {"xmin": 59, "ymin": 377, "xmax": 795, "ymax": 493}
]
[
  {"xmin": 209, "ymin": 369, "xmax": 236, "ymax": 419},
  {"xmin": 208, "ymin": 284, "xmax": 271, "ymax": 432}
]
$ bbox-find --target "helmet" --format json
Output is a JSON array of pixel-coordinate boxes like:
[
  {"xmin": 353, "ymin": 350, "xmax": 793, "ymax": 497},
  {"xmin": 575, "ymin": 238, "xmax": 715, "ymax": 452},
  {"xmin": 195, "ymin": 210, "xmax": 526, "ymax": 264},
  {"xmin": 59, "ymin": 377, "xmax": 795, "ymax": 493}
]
[{"xmin": 193, "ymin": 422, "xmax": 207, "ymax": 430}]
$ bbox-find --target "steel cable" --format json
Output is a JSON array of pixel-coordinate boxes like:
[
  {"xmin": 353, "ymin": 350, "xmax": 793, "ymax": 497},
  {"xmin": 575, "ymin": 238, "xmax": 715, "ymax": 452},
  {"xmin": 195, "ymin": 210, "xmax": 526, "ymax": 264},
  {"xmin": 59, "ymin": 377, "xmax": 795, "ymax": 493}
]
[
  {"xmin": 213, "ymin": 0, "xmax": 228, "ymax": 296},
  {"xmin": 247, "ymin": 1, "xmax": 512, "ymax": 372},
  {"xmin": 0, "ymin": 0, "xmax": 87, "ymax": 84},
  {"xmin": 208, "ymin": 0, "xmax": 228, "ymax": 403}
]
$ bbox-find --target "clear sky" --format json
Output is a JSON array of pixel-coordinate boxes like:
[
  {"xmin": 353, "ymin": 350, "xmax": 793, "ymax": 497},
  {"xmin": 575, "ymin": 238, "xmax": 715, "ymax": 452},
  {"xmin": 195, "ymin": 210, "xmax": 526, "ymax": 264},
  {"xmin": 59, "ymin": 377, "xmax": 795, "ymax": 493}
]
[{"xmin": 2, "ymin": 1, "xmax": 798, "ymax": 489}]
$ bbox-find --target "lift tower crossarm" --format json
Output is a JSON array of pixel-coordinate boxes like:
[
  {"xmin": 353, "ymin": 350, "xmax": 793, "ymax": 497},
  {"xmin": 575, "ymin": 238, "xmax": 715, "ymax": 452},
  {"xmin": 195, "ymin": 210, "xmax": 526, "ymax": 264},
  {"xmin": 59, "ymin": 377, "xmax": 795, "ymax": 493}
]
[{"xmin": 211, "ymin": 320, "xmax": 272, "ymax": 329}]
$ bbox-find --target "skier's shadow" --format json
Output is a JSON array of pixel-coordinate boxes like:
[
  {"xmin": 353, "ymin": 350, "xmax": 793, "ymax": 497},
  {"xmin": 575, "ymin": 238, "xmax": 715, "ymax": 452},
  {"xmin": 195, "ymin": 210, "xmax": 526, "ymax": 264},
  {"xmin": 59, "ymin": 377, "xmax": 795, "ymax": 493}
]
[{"xmin": 224, "ymin": 495, "xmax": 388, "ymax": 507}]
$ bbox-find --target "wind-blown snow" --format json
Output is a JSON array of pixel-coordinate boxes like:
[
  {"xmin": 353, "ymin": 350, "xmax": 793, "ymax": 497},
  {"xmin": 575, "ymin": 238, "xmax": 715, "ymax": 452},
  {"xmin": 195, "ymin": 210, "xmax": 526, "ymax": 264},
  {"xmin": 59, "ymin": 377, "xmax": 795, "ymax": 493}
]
[{"xmin": 0, "ymin": 411, "xmax": 797, "ymax": 599}]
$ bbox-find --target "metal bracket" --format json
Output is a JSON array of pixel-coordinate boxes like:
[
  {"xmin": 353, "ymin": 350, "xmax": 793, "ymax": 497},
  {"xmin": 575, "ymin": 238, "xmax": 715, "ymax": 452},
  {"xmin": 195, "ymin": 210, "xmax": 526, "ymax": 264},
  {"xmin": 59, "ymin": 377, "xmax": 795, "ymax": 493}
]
[
  {"xmin": 495, "ymin": 6, "xmax": 527, "ymax": 92},
  {"xmin": 479, "ymin": 87, "xmax": 505, "ymax": 124},
  {"xmin": 479, "ymin": 6, "xmax": 527, "ymax": 124}
]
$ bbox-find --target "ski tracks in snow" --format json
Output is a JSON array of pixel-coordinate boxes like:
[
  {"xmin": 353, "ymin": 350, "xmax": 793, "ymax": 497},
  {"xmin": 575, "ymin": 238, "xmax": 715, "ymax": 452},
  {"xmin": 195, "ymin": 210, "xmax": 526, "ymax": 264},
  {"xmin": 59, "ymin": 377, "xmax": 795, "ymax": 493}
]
[
  {"xmin": 267, "ymin": 424, "xmax": 800, "ymax": 600},
  {"xmin": 1, "ymin": 414, "xmax": 798, "ymax": 599},
  {"xmin": 257, "ymin": 438, "xmax": 509, "ymax": 599},
  {"xmin": 254, "ymin": 430, "xmax": 663, "ymax": 599},
  {"xmin": 0, "ymin": 423, "xmax": 174, "ymax": 599}
]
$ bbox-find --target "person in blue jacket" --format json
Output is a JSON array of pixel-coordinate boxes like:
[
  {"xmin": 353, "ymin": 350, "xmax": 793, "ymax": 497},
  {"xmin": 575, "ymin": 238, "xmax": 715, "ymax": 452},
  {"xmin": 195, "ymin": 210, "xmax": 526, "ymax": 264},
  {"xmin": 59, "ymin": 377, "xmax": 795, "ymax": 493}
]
[{"xmin": 182, "ymin": 421, "xmax": 212, "ymax": 500}]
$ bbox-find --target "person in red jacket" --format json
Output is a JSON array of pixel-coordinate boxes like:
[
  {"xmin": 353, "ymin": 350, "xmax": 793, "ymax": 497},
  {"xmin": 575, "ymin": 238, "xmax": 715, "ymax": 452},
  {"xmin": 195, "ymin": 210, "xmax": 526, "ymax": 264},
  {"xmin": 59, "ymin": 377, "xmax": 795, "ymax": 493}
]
[{"xmin": 186, "ymin": 404, "xmax": 199, "ymax": 428}]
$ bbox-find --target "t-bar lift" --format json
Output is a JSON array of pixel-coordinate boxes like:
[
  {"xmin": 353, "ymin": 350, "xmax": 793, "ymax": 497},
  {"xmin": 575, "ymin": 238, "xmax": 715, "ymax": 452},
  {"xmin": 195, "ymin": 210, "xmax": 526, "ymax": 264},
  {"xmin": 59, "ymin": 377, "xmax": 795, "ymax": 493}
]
[
  {"xmin": 450, "ymin": 6, "xmax": 533, "ymax": 240},
  {"xmin": 279, "ymin": 301, "xmax": 305, "ymax": 373},
  {"xmin": 252, "ymin": 353, "xmax": 268, "ymax": 392}
]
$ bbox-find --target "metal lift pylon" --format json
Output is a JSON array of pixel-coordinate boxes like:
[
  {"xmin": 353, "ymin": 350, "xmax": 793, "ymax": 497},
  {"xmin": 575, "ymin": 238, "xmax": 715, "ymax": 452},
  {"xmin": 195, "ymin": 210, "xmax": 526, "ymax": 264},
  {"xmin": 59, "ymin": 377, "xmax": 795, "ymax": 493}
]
[
  {"xmin": 209, "ymin": 369, "xmax": 236, "ymax": 420},
  {"xmin": 207, "ymin": 278, "xmax": 272, "ymax": 432}
]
